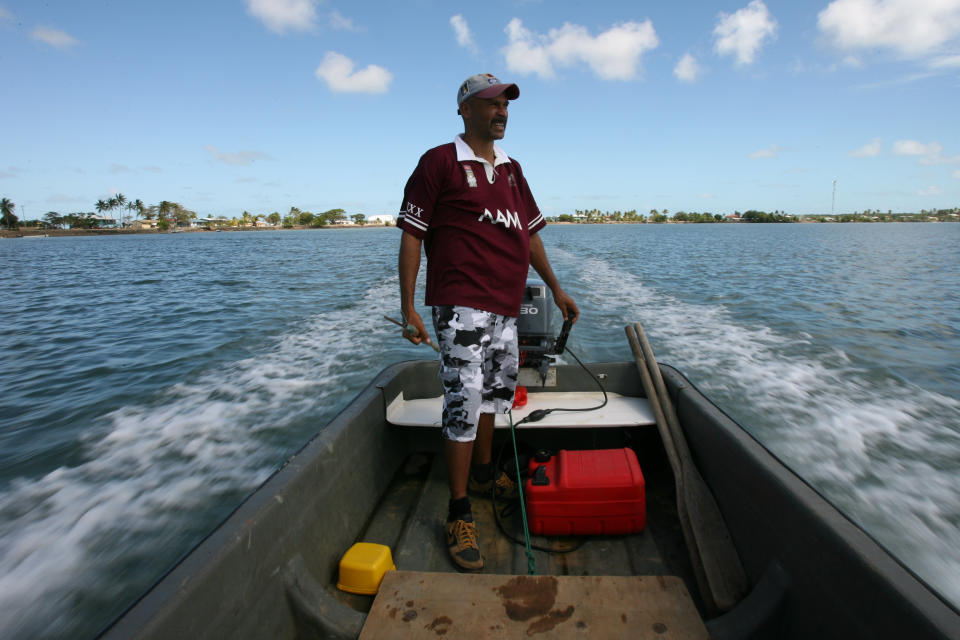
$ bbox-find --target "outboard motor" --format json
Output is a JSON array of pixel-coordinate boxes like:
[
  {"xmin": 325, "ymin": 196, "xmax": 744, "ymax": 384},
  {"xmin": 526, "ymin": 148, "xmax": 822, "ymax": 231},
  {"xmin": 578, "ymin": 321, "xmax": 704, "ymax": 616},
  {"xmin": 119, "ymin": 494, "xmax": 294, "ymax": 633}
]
[{"xmin": 517, "ymin": 280, "xmax": 572, "ymax": 382}]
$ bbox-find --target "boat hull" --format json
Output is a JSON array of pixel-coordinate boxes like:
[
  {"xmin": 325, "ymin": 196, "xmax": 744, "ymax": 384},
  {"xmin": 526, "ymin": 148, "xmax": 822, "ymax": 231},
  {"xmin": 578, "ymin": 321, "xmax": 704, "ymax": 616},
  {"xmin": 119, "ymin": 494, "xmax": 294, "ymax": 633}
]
[{"xmin": 99, "ymin": 360, "xmax": 960, "ymax": 640}]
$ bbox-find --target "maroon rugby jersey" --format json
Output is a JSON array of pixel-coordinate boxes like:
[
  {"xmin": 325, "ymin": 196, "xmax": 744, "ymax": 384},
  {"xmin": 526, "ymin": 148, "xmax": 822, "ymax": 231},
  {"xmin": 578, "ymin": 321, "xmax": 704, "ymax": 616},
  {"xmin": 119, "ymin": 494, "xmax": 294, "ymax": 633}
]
[{"xmin": 397, "ymin": 136, "xmax": 546, "ymax": 317}]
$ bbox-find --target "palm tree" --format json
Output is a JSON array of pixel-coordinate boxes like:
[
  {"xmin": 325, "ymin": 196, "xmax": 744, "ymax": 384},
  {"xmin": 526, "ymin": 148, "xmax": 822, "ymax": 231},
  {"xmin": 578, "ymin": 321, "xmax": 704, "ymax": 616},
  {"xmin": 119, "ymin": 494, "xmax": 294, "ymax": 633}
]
[
  {"xmin": 43, "ymin": 211, "xmax": 63, "ymax": 228},
  {"xmin": 114, "ymin": 193, "xmax": 127, "ymax": 227},
  {"xmin": 1, "ymin": 197, "xmax": 17, "ymax": 229},
  {"xmin": 93, "ymin": 199, "xmax": 109, "ymax": 228}
]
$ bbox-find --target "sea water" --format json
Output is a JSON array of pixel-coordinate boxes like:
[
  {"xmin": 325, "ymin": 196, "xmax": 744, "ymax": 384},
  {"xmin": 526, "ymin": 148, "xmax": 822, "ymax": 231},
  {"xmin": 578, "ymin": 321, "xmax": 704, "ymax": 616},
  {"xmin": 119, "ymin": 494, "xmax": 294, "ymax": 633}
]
[{"xmin": 1, "ymin": 224, "xmax": 957, "ymax": 637}]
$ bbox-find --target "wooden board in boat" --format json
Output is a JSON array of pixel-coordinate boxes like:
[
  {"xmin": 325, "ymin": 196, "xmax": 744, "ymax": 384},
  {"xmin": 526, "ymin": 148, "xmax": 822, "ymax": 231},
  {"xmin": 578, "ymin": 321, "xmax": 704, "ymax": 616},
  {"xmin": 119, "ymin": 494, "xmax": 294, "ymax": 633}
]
[{"xmin": 360, "ymin": 570, "xmax": 707, "ymax": 639}]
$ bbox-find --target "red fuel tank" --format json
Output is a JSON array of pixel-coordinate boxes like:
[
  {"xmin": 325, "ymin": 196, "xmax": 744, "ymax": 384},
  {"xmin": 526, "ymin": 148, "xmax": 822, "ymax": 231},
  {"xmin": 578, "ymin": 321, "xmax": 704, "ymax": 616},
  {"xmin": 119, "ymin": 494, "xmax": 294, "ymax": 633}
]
[{"xmin": 525, "ymin": 448, "xmax": 646, "ymax": 536}]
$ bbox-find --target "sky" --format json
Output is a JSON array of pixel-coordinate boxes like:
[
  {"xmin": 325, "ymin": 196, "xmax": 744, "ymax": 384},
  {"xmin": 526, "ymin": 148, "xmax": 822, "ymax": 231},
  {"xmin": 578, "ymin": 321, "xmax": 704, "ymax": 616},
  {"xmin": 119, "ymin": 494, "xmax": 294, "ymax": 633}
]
[{"xmin": 1, "ymin": 0, "xmax": 959, "ymax": 220}]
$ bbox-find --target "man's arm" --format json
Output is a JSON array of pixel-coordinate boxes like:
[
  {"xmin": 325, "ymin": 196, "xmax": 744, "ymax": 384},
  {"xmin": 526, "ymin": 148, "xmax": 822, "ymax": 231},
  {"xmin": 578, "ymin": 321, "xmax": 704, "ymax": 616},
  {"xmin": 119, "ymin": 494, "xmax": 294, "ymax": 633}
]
[
  {"xmin": 529, "ymin": 234, "xmax": 579, "ymax": 323},
  {"xmin": 399, "ymin": 231, "xmax": 432, "ymax": 345}
]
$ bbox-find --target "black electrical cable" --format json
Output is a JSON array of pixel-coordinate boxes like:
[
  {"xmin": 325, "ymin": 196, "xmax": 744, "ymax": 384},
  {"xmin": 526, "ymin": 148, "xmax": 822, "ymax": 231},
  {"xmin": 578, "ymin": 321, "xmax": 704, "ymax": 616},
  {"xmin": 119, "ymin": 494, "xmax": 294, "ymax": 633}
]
[
  {"xmin": 491, "ymin": 344, "xmax": 608, "ymax": 553},
  {"xmin": 512, "ymin": 345, "xmax": 608, "ymax": 427}
]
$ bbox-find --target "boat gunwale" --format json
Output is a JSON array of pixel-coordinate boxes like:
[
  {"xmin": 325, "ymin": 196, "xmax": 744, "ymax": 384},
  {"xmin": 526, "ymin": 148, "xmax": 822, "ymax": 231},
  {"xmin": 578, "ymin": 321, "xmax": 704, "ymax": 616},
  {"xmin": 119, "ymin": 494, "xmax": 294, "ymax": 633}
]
[
  {"xmin": 98, "ymin": 360, "xmax": 415, "ymax": 638},
  {"xmin": 658, "ymin": 363, "xmax": 960, "ymax": 622}
]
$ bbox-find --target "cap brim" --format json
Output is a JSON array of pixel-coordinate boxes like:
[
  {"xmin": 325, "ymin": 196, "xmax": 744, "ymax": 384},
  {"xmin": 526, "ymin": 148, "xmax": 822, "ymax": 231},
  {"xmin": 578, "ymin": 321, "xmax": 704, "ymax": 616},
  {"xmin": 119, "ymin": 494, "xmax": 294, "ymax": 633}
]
[{"xmin": 474, "ymin": 83, "xmax": 519, "ymax": 100}]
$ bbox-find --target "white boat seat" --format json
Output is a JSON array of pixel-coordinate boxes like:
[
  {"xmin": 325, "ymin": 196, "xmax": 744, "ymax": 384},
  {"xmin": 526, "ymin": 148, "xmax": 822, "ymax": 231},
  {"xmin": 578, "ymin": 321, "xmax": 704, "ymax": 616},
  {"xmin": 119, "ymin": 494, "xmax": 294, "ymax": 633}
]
[{"xmin": 385, "ymin": 391, "xmax": 655, "ymax": 429}]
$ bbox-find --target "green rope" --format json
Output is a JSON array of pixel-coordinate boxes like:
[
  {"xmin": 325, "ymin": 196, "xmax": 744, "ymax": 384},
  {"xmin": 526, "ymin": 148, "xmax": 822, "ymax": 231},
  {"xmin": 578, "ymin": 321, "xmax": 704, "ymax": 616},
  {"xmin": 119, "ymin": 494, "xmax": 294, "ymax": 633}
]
[{"xmin": 508, "ymin": 410, "xmax": 536, "ymax": 576}]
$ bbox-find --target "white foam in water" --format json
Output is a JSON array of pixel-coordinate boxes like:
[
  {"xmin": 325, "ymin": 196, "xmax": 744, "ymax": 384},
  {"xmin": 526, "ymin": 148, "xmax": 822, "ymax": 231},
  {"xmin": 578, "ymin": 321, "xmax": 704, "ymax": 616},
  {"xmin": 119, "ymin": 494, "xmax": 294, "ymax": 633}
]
[
  {"xmin": 0, "ymin": 277, "xmax": 404, "ymax": 638},
  {"xmin": 567, "ymin": 252, "xmax": 960, "ymax": 607}
]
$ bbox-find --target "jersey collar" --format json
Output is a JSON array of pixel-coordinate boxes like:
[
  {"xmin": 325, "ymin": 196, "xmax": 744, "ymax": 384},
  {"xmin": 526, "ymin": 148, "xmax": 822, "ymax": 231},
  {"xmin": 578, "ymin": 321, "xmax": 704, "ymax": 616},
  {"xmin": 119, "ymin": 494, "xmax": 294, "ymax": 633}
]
[{"xmin": 455, "ymin": 135, "xmax": 511, "ymax": 167}]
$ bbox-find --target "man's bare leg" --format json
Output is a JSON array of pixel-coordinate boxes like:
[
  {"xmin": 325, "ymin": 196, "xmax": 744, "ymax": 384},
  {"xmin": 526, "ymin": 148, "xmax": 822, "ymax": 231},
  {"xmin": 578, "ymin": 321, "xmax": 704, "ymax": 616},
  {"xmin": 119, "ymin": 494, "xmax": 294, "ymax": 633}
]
[
  {"xmin": 472, "ymin": 413, "xmax": 495, "ymax": 467},
  {"xmin": 446, "ymin": 413, "xmax": 495, "ymax": 498},
  {"xmin": 445, "ymin": 439, "xmax": 473, "ymax": 500}
]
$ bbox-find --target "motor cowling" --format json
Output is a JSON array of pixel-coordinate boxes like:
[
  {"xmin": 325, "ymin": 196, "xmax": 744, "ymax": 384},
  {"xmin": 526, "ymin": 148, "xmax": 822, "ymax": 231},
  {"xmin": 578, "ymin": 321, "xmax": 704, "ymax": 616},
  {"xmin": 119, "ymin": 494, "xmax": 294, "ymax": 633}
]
[{"xmin": 518, "ymin": 281, "xmax": 571, "ymax": 379}]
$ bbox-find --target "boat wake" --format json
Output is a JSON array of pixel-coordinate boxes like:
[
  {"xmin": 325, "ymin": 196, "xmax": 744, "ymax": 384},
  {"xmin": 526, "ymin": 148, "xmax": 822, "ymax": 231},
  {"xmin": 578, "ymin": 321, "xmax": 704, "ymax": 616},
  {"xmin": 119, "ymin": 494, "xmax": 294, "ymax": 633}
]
[
  {"xmin": 0, "ymin": 275, "xmax": 417, "ymax": 639},
  {"xmin": 560, "ymin": 250, "xmax": 960, "ymax": 609}
]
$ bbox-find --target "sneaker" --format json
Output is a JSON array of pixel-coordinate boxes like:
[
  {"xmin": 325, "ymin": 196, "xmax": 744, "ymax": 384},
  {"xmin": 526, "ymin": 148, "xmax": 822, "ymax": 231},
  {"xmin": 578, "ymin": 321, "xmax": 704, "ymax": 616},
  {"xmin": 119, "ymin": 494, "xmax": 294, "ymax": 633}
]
[
  {"xmin": 468, "ymin": 469, "xmax": 519, "ymax": 500},
  {"xmin": 445, "ymin": 517, "xmax": 483, "ymax": 572}
]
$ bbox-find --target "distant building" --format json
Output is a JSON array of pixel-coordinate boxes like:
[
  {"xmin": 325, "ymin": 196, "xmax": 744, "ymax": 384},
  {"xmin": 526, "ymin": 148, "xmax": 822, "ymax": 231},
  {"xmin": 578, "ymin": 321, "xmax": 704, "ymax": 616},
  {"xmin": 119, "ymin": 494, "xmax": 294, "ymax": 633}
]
[
  {"xmin": 368, "ymin": 214, "xmax": 394, "ymax": 225},
  {"xmin": 195, "ymin": 217, "xmax": 229, "ymax": 228},
  {"xmin": 131, "ymin": 219, "xmax": 157, "ymax": 230},
  {"xmin": 88, "ymin": 214, "xmax": 118, "ymax": 227}
]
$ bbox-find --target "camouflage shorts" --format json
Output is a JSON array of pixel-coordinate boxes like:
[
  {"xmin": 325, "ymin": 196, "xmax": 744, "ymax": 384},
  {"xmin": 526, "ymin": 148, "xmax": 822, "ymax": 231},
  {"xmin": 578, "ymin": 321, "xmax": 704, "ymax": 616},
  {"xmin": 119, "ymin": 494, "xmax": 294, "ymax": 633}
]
[{"xmin": 432, "ymin": 305, "xmax": 519, "ymax": 442}]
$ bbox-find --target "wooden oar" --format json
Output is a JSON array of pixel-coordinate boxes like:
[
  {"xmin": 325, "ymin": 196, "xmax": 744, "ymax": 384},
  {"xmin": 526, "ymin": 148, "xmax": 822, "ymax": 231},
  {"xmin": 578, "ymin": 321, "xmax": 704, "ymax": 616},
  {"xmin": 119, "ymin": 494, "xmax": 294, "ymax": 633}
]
[
  {"xmin": 626, "ymin": 324, "xmax": 748, "ymax": 614},
  {"xmin": 625, "ymin": 326, "xmax": 704, "ymax": 603}
]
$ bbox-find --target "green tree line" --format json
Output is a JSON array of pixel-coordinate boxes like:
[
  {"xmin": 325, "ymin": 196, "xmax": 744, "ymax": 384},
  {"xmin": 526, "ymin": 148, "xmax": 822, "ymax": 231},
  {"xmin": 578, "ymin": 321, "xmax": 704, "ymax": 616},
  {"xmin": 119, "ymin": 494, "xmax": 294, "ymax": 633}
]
[
  {"xmin": 7, "ymin": 195, "xmax": 379, "ymax": 231},
  {"xmin": 549, "ymin": 206, "xmax": 960, "ymax": 224},
  {"xmin": 280, "ymin": 207, "xmax": 368, "ymax": 227}
]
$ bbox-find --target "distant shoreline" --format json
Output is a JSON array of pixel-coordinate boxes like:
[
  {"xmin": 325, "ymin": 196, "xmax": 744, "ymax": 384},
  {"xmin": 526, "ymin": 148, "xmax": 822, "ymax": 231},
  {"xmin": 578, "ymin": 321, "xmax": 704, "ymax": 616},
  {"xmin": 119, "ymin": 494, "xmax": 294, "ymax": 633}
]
[
  {"xmin": 3, "ymin": 219, "xmax": 957, "ymax": 238},
  {"xmin": 0, "ymin": 225, "xmax": 396, "ymax": 238}
]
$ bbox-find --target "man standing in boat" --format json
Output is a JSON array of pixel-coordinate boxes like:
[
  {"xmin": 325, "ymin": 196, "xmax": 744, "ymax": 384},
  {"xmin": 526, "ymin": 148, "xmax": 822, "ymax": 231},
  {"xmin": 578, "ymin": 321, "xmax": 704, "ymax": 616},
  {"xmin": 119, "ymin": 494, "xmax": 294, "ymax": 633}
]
[{"xmin": 397, "ymin": 73, "xmax": 578, "ymax": 572}]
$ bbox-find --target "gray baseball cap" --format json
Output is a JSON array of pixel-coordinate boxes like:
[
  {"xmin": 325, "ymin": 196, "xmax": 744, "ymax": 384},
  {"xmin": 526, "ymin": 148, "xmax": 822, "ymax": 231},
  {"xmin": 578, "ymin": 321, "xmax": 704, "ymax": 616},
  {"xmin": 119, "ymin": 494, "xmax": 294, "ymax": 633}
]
[{"xmin": 456, "ymin": 73, "xmax": 520, "ymax": 106}]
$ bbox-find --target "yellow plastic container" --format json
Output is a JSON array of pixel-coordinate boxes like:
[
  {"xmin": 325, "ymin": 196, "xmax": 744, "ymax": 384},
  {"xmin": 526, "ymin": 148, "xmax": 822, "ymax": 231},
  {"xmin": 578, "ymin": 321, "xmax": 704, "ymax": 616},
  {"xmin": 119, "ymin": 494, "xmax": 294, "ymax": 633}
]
[{"xmin": 337, "ymin": 543, "xmax": 396, "ymax": 595}]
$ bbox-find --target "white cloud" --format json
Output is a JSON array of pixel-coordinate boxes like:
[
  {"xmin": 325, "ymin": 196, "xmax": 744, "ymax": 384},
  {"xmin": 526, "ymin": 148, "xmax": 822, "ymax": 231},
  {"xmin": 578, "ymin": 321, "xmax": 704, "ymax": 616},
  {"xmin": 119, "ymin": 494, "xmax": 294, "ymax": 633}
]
[
  {"xmin": 893, "ymin": 140, "xmax": 942, "ymax": 156},
  {"xmin": 921, "ymin": 153, "xmax": 960, "ymax": 166},
  {"xmin": 329, "ymin": 10, "xmax": 359, "ymax": 32},
  {"xmin": 818, "ymin": 0, "xmax": 960, "ymax": 58},
  {"xmin": 892, "ymin": 139, "xmax": 960, "ymax": 165},
  {"xmin": 246, "ymin": 0, "xmax": 318, "ymax": 34},
  {"xmin": 749, "ymin": 144, "xmax": 781, "ymax": 159},
  {"xmin": 918, "ymin": 185, "xmax": 943, "ymax": 196},
  {"xmin": 450, "ymin": 15, "xmax": 478, "ymax": 54},
  {"xmin": 674, "ymin": 53, "xmax": 701, "ymax": 82},
  {"xmin": 502, "ymin": 19, "xmax": 555, "ymax": 78},
  {"xmin": 315, "ymin": 52, "xmax": 392, "ymax": 94},
  {"xmin": 930, "ymin": 54, "xmax": 960, "ymax": 68},
  {"xmin": 953, "ymin": 169, "xmax": 960, "ymax": 179},
  {"xmin": 850, "ymin": 138, "xmax": 882, "ymax": 157},
  {"xmin": 714, "ymin": 0, "xmax": 778, "ymax": 65},
  {"xmin": 502, "ymin": 18, "xmax": 659, "ymax": 81},
  {"xmin": 31, "ymin": 27, "xmax": 79, "ymax": 49},
  {"xmin": 204, "ymin": 145, "xmax": 269, "ymax": 165}
]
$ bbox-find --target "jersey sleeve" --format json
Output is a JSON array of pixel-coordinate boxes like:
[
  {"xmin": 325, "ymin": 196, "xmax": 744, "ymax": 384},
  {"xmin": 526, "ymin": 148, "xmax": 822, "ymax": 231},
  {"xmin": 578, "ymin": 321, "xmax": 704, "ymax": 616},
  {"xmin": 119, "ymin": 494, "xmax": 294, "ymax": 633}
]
[
  {"xmin": 511, "ymin": 159, "xmax": 546, "ymax": 235},
  {"xmin": 397, "ymin": 149, "xmax": 446, "ymax": 238}
]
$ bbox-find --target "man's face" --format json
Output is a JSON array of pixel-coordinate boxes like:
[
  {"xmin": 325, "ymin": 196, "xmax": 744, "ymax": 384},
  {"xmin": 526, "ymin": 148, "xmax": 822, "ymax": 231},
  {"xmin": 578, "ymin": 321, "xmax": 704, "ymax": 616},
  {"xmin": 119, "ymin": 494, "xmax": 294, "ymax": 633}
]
[{"xmin": 462, "ymin": 95, "xmax": 509, "ymax": 141}]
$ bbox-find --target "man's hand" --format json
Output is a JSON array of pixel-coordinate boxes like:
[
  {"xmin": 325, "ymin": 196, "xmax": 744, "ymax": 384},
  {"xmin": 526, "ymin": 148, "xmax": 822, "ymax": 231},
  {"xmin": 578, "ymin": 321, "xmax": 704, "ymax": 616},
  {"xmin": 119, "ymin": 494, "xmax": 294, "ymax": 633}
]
[
  {"xmin": 399, "ymin": 231, "xmax": 435, "ymax": 348},
  {"xmin": 401, "ymin": 308, "xmax": 434, "ymax": 347},
  {"xmin": 553, "ymin": 289, "xmax": 579, "ymax": 324}
]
